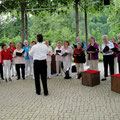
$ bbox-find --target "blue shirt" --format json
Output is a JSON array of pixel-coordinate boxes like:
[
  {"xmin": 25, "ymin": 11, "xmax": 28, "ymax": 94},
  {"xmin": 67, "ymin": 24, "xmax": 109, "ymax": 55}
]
[
  {"xmin": 23, "ymin": 46, "xmax": 30, "ymax": 60},
  {"xmin": 75, "ymin": 42, "xmax": 86, "ymax": 51}
]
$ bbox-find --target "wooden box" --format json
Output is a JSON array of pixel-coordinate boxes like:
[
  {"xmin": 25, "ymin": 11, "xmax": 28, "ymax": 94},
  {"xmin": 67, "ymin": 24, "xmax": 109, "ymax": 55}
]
[
  {"xmin": 82, "ymin": 70, "xmax": 100, "ymax": 87},
  {"xmin": 111, "ymin": 74, "xmax": 120, "ymax": 94}
]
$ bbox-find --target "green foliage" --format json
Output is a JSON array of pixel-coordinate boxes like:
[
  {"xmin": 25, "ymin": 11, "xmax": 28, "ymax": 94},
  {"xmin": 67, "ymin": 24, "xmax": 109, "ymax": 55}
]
[{"xmin": 0, "ymin": 0, "xmax": 119, "ymax": 50}]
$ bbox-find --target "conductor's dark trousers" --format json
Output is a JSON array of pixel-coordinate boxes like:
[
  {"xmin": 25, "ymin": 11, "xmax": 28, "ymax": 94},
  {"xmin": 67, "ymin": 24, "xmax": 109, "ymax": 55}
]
[{"xmin": 34, "ymin": 60, "xmax": 48, "ymax": 95}]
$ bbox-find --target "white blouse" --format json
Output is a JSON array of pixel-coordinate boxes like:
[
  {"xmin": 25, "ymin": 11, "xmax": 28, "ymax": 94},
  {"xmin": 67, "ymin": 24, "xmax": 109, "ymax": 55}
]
[
  {"xmin": 54, "ymin": 46, "xmax": 63, "ymax": 62},
  {"xmin": 102, "ymin": 41, "xmax": 114, "ymax": 56},
  {"xmin": 61, "ymin": 46, "xmax": 73, "ymax": 62},
  {"xmin": 13, "ymin": 49, "xmax": 25, "ymax": 64}
]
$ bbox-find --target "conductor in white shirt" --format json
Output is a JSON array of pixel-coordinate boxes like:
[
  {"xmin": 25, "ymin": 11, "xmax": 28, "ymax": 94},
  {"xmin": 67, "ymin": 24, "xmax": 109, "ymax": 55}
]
[{"xmin": 29, "ymin": 34, "xmax": 49, "ymax": 96}]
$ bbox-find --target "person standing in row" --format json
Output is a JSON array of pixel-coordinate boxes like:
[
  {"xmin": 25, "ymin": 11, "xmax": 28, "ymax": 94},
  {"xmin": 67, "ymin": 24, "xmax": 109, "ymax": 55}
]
[
  {"xmin": 8, "ymin": 42, "xmax": 16, "ymax": 77},
  {"xmin": 54, "ymin": 41, "xmax": 63, "ymax": 76},
  {"xmin": 75, "ymin": 36, "xmax": 86, "ymax": 50},
  {"xmin": 61, "ymin": 41, "xmax": 73, "ymax": 78},
  {"xmin": 29, "ymin": 41, "xmax": 36, "ymax": 80},
  {"xmin": 45, "ymin": 40, "xmax": 53, "ymax": 79},
  {"xmin": 13, "ymin": 43, "xmax": 25, "ymax": 80},
  {"xmin": 1, "ymin": 44, "xmax": 13, "ymax": 82},
  {"xmin": 87, "ymin": 37, "xmax": 99, "ymax": 70},
  {"xmin": 73, "ymin": 42, "xmax": 85, "ymax": 79},
  {"xmin": 111, "ymin": 37, "xmax": 118, "ymax": 74},
  {"xmin": 101, "ymin": 35, "xmax": 114, "ymax": 81},
  {"xmin": 23, "ymin": 40, "xmax": 31, "ymax": 77},
  {"xmin": 0, "ymin": 47, "xmax": 4, "ymax": 80},
  {"xmin": 29, "ymin": 34, "xmax": 49, "ymax": 96}
]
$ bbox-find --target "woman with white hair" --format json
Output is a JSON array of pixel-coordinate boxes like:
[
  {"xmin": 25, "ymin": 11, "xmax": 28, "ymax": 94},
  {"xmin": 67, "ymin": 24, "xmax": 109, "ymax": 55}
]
[
  {"xmin": 23, "ymin": 40, "xmax": 32, "ymax": 77},
  {"xmin": 54, "ymin": 41, "xmax": 63, "ymax": 76},
  {"xmin": 45, "ymin": 40, "xmax": 53, "ymax": 79},
  {"xmin": 101, "ymin": 35, "xmax": 114, "ymax": 81},
  {"xmin": 13, "ymin": 43, "xmax": 25, "ymax": 80}
]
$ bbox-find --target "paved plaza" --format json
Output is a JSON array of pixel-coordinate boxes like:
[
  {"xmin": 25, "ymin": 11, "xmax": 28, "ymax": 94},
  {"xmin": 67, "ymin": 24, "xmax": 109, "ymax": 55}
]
[{"xmin": 0, "ymin": 63, "xmax": 120, "ymax": 120}]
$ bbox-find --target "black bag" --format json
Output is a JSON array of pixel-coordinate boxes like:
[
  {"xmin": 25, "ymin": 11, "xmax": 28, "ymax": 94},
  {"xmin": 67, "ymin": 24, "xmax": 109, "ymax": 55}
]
[
  {"xmin": 64, "ymin": 68, "xmax": 71, "ymax": 79},
  {"xmin": 72, "ymin": 65, "xmax": 77, "ymax": 73}
]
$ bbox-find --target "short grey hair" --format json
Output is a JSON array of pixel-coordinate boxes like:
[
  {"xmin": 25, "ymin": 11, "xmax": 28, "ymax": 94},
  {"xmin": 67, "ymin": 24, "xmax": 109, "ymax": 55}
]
[
  {"xmin": 102, "ymin": 35, "xmax": 108, "ymax": 39},
  {"xmin": 76, "ymin": 36, "xmax": 80, "ymax": 40},
  {"xmin": 24, "ymin": 40, "xmax": 28, "ymax": 44}
]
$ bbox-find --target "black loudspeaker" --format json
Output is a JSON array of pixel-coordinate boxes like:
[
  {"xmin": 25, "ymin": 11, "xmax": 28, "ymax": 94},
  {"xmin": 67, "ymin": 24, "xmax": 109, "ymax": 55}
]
[{"xmin": 104, "ymin": 0, "xmax": 110, "ymax": 5}]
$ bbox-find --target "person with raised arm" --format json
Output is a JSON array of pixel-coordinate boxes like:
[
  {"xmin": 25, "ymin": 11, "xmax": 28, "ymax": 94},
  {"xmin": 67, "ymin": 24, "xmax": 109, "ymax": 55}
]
[{"xmin": 29, "ymin": 34, "xmax": 49, "ymax": 96}]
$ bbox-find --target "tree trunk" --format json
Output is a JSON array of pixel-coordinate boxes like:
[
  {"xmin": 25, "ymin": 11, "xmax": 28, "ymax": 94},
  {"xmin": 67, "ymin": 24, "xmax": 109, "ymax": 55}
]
[
  {"xmin": 84, "ymin": 8, "xmax": 88, "ymax": 47},
  {"xmin": 84, "ymin": 8, "xmax": 89, "ymax": 65},
  {"xmin": 25, "ymin": 12, "xmax": 28, "ymax": 41},
  {"xmin": 21, "ymin": 3, "xmax": 25, "ymax": 43},
  {"xmin": 75, "ymin": 2, "xmax": 79, "ymax": 38}
]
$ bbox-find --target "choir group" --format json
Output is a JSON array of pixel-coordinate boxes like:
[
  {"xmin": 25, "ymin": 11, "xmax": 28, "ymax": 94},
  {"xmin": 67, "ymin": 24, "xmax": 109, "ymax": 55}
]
[{"xmin": 0, "ymin": 34, "xmax": 120, "ymax": 82}]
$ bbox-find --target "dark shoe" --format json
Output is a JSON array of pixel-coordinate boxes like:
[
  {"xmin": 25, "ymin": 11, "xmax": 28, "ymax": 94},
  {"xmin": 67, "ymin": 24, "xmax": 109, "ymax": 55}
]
[
  {"xmin": 78, "ymin": 73, "xmax": 82, "ymax": 79},
  {"xmin": 1, "ymin": 78, "xmax": 4, "ymax": 80},
  {"xmin": 9, "ymin": 78, "xmax": 12, "ymax": 82},
  {"xmin": 5, "ymin": 79, "xmax": 7, "ymax": 82},
  {"xmin": 44, "ymin": 93, "xmax": 48, "ymax": 96},
  {"xmin": 23, "ymin": 77, "xmax": 25, "ymax": 80},
  {"xmin": 36, "ymin": 92, "xmax": 41, "ymax": 95},
  {"xmin": 101, "ymin": 78, "xmax": 106, "ymax": 81}
]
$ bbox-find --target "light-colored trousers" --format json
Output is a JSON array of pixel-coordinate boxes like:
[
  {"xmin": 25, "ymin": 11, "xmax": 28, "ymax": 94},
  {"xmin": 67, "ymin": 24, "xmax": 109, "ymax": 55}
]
[
  {"xmin": 114, "ymin": 57, "xmax": 118, "ymax": 74},
  {"xmin": 10, "ymin": 60, "xmax": 16, "ymax": 76},
  {"xmin": 63, "ymin": 61, "xmax": 72, "ymax": 77},
  {"xmin": 88, "ymin": 60, "xmax": 98, "ymax": 70},
  {"xmin": 3, "ymin": 60, "xmax": 11, "ymax": 79},
  {"xmin": 25, "ymin": 60, "xmax": 32, "ymax": 76},
  {"xmin": 76, "ymin": 63, "xmax": 84, "ymax": 74},
  {"xmin": 56, "ymin": 61, "xmax": 62, "ymax": 75},
  {"xmin": 47, "ymin": 61, "xmax": 51, "ymax": 78}
]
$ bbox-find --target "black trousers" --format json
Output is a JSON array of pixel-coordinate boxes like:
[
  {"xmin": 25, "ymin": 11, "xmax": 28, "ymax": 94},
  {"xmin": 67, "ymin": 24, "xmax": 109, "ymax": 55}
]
[
  {"xmin": 118, "ymin": 62, "xmax": 120, "ymax": 73},
  {"xmin": 15, "ymin": 64, "xmax": 25, "ymax": 79},
  {"xmin": 103, "ymin": 55, "xmax": 114, "ymax": 77},
  {"xmin": 0, "ymin": 63, "xmax": 3, "ymax": 79},
  {"xmin": 34, "ymin": 60, "xmax": 48, "ymax": 95}
]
